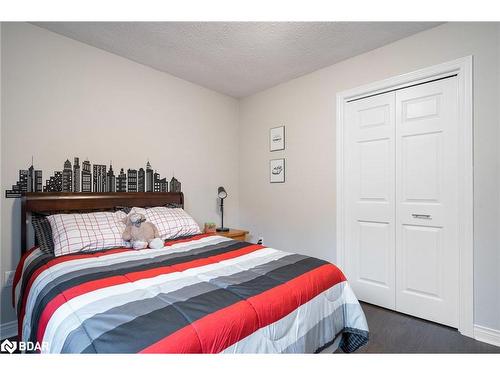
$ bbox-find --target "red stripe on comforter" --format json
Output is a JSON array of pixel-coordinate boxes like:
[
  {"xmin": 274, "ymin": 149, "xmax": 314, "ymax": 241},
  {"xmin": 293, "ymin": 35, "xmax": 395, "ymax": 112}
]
[
  {"xmin": 12, "ymin": 246, "xmax": 38, "ymax": 306},
  {"xmin": 140, "ymin": 263, "xmax": 345, "ymax": 353}
]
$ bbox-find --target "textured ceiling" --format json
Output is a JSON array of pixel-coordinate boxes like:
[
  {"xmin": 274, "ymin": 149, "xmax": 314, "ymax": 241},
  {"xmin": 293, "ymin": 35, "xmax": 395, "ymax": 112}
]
[{"xmin": 33, "ymin": 22, "xmax": 442, "ymax": 98}]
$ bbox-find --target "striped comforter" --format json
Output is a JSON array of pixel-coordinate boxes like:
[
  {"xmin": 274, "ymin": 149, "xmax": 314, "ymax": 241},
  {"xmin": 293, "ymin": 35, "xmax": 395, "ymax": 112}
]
[{"xmin": 14, "ymin": 234, "xmax": 368, "ymax": 353}]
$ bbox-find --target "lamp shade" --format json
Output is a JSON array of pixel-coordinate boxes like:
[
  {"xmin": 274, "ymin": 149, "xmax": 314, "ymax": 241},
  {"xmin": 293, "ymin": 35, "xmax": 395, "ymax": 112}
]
[{"xmin": 217, "ymin": 186, "xmax": 227, "ymax": 199}]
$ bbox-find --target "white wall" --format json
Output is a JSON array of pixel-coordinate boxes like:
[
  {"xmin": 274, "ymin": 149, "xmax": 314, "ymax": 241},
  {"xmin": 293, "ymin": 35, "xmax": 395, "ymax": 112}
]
[
  {"xmin": 239, "ymin": 22, "xmax": 500, "ymax": 331},
  {"xmin": 0, "ymin": 23, "xmax": 240, "ymax": 325}
]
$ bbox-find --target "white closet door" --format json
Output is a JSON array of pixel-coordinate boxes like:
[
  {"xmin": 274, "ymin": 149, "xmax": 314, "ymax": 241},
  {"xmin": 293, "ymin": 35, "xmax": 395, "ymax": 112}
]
[
  {"xmin": 395, "ymin": 77, "xmax": 459, "ymax": 327},
  {"xmin": 344, "ymin": 92, "xmax": 396, "ymax": 309}
]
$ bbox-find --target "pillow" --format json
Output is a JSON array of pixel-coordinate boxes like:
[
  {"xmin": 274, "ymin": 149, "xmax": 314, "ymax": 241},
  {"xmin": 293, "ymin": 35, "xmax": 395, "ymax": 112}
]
[
  {"xmin": 47, "ymin": 211, "xmax": 130, "ymax": 257},
  {"xmin": 32, "ymin": 214, "xmax": 54, "ymax": 254},
  {"xmin": 129, "ymin": 206, "xmax": 201, "ymax": 240}
]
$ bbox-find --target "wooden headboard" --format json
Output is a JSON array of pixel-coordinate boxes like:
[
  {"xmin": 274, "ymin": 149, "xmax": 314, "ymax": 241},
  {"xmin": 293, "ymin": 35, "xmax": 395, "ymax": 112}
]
[{"xmin": 21, "ymin": 192, "xmax": 184, "ymax": 254}]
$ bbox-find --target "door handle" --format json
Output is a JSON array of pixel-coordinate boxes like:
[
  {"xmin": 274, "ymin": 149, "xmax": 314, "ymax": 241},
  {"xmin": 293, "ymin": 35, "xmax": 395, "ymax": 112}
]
[{"xmin": 412, "ymin": 214, "xmax": 431, "ymax": 219}]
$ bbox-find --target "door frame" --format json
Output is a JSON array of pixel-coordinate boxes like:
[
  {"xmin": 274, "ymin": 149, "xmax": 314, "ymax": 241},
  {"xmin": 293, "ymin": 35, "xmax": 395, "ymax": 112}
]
[{"xmin": 336, "ymin": 56, "xmax": 474, "ymax": 337}]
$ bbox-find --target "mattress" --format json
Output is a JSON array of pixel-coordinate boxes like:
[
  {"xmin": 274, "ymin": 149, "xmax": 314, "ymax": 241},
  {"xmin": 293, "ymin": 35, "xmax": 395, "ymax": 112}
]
[{"xmin": 14, "ymin": 234, "xmax": 369, "ymax": 353}]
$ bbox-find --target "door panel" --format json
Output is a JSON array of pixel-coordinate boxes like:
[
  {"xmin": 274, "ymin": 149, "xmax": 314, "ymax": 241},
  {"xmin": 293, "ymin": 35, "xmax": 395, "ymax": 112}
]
[
  {"xmin": 358, "ymin": 221, "xmax": 392, "ymax": 287},
  {"xmin": 359, "ymin": 139, "xmax": 391, "ymax": 201},
  {"xmin": 395, "ymin": 77, "xmax": 459, "ymax": 327},
  {"xmin": 401, "ymin": 225, "xmax": 443, "ymax": 299},
  {"xmin": 345, "ymin": 92, "xmax": 396, "ymax": 309},
  {"xmin": 402, "ymin": 132, "xmax": 442, "ymax": 203},
  {"xmin": 403, "ymin": 94, "xmax": 441, "ymax": 122}
]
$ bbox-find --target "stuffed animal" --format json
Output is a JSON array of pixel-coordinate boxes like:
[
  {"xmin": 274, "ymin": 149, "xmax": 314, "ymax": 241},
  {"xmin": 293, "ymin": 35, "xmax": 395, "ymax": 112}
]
[{"xmin": 122, "ymin": 212, "xmax": 164, "ymax": 250}]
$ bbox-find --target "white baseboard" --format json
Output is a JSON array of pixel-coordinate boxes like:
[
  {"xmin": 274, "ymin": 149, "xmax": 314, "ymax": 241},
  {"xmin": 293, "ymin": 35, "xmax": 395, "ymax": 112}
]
[
  {"xmin": 474, "ymin": 324, "xmax": 500, "ymax": 347},
  {"xmin": 0, "ymin": 320, "xmax": 17, "ymax": 340}
]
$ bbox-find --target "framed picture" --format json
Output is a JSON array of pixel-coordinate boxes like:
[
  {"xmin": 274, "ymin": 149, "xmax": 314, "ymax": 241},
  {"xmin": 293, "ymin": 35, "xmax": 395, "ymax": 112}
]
[
  {"xmin": 269, "ymin": 126, "xmax": 285, "ymax": 151},
  {"xmin": 270, "ymin": 158, "xmax": 285, "ymax": 183}
]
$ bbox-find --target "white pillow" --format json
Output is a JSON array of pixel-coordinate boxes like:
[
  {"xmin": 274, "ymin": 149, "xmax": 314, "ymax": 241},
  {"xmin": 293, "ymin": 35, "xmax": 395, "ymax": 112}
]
[
  {"xmin": 48, "ymin": 211, "xmax": 130, "ymax": 257},
  {"xmin": 130, "ymin": 206, "xmax": 201, "ymax": 240}
]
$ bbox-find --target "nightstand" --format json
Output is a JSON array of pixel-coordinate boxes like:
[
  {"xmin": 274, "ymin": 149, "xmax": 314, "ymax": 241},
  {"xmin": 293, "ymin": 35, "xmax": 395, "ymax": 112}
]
[{"xmin": 215, "ymin": 229, "xmax": 249, "ymax": 242}]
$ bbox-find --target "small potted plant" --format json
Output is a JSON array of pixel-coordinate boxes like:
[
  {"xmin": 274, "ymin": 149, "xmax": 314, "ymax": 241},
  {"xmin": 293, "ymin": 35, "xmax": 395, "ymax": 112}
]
[{"xmin": 204, "ymin": 222, "xmax": 217, "ymax": 233}]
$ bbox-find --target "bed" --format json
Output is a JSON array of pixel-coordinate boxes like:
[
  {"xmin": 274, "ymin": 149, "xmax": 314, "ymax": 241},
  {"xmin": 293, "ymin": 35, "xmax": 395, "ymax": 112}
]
[{"xmin": 14, "ymin": 192, "xmax": 368, "ymax": 354}]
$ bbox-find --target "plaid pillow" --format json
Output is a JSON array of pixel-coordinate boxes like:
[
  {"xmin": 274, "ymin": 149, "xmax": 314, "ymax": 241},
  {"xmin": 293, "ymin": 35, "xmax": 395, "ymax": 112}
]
[
  {"xmin": 47, "ymin": 211, "xmax": 130, "ymax": 257},
  {"xmin": 32, "ymin": 215, "xmax": 54, "ymax": 254},
  {"xmin": 129, "ymin": 206, "xmax": 201, "ymax": 240}
]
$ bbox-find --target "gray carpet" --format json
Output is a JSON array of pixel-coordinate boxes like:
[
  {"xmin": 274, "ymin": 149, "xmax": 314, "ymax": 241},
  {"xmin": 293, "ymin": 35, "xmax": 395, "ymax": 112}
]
[{"xmin": 350, "ymin": 302, "xmax": 500, "ymax": 353}]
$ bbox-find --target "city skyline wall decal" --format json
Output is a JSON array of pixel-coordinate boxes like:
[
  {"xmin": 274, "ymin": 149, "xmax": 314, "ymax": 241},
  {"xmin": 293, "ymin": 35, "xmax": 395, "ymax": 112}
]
[{"xmin": 5, "ymin": 157, "xmax": 182, "ymax": 198}]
